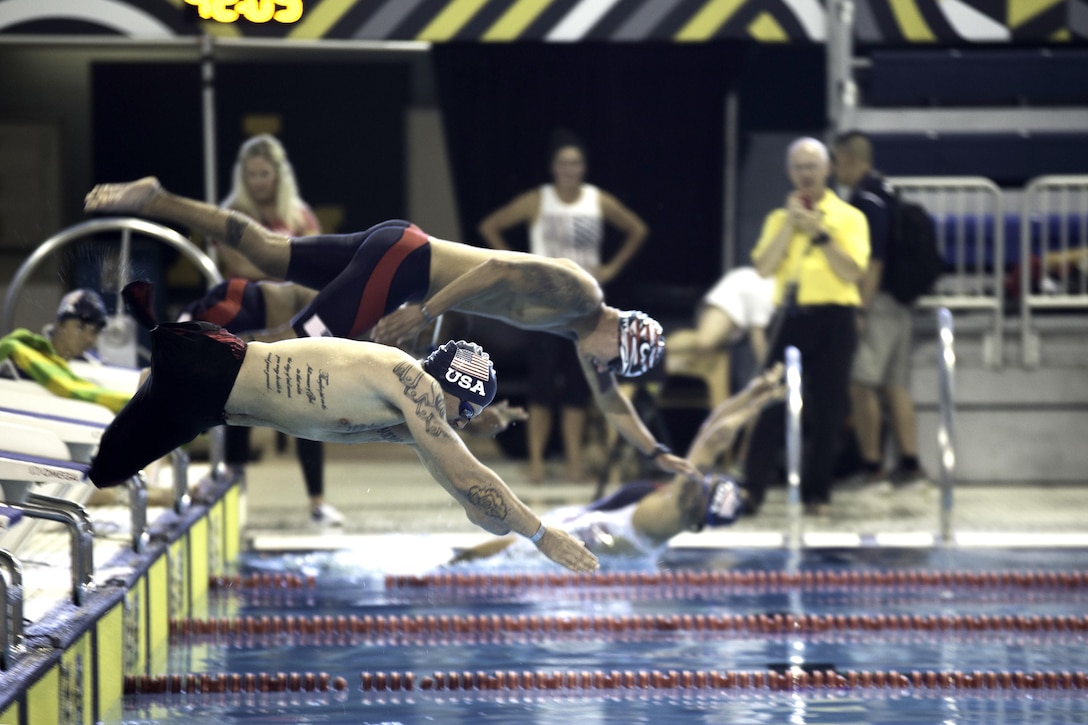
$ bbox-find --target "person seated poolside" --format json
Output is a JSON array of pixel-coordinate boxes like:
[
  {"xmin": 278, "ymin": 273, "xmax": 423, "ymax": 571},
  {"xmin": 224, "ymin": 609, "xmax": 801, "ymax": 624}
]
[
  {"xmin": 0, "ymin": 289, "xmax": 130, "ymax": 413},
  {"xmin": 448, "ymin": 365, "xmax": 784, "ymax": 568},
  {"xmin": 87, "ymin": 281, "xmax": 598, "ymax": 573}
]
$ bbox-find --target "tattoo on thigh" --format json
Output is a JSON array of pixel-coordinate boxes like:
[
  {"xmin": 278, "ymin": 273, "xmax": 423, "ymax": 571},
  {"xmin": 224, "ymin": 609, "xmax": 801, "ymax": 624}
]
[
  {"xmin": 225, "ymin": 212, "xmax": 248, "ymax": 248},
  {"xmin": 393, "ymin": 361, "xmax": 446, "ymax": 437},
  {"xmin": 465, "ymin": 485, "xmax": 508, "ymax": 521}
]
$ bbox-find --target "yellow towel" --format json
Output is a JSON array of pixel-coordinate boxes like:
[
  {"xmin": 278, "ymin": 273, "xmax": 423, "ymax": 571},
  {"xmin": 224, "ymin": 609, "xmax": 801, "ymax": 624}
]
[{"xmin": 0, "ymin": 329, "xmax": 130, "ymax": 413}]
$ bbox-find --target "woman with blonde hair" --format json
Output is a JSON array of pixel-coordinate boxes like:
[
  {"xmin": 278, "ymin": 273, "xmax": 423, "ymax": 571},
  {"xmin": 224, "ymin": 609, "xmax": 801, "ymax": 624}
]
[
  {"xmin": 216, "ymin": 134, "xmax": 321, "ymax": 281},
  {"xmin": 214, "ymin": 135, "xmax": 336, "ymax": 525}
]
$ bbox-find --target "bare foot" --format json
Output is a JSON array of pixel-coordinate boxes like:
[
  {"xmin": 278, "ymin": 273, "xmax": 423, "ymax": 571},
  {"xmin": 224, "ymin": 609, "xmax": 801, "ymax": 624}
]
[{"xmin": 84, "ymin": 176, "xmax": 162, "ymax": 215}]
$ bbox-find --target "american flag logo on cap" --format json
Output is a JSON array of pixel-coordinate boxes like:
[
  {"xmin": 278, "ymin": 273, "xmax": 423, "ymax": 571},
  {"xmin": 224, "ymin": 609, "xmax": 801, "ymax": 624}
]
[{"xmin": 450, "ymin": 347, "xmax": 492, "ymax": 380}]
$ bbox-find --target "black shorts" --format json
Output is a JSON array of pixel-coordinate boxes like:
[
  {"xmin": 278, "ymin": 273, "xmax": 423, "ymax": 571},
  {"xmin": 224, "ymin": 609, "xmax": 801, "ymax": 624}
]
[
  {"xmin": 183, "ymin": 278, "xmax": 266, "ymax": 333},
  {"xmin": 88, "ymin": 321, "xmax": 247, "ymax": 486},
  {"xmin": 525, "ymin": 332, "xmax": 591, "ymax": 407},
  {"xmin": 286, "ymin": 220, "xmax": 432, "ymax": 339}
]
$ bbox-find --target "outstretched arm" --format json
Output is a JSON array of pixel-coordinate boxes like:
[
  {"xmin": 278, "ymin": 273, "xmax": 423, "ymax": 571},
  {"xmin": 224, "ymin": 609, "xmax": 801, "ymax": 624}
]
[
  {"xmin": 390, "ymin": 361, "xmax": 598, "ymax": 573},
  {"xmin": 577, "ymin": 355, "xmax": 700, "ymax": 480},
  {"xmin": 686, "ymin": 363, "xmax": 785, "ymax": 470},
  {"xmin": 85, "ymin": 177, "xmax": 292, "ymax": 279}
]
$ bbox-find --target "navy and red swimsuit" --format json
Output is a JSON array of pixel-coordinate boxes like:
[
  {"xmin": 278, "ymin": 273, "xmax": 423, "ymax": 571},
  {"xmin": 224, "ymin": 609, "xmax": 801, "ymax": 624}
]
[{"xmin": 285, "ymin": 220, "xmax": 431, "ymax": 339}]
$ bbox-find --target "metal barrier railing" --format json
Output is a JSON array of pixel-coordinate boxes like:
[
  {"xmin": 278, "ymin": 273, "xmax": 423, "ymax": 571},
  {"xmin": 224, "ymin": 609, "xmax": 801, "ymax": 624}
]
[
  {"xmin": 886, "ymin": 176, "xmax": 1005, "ymax": 368},
  {"xmin": 784, "ymin": 346, "xmax": 803, "ymax": 556},
  {"xmin": 935, "ymin": 308, "xmax": 957, "ymax": 546},
  {"xmin": 0, "ymin": 548, "xmax": 23, "ymax": 670},
  {"xmin": 1018, "ymin": 175, "xmax": 1088, "ymax": 367}
]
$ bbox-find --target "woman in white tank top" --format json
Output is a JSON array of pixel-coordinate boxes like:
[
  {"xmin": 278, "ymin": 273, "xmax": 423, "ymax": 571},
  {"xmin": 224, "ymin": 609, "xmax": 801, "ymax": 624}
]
[{"xmin": 478, "ymin": 131, "xmax": 649, "ymax": 484}]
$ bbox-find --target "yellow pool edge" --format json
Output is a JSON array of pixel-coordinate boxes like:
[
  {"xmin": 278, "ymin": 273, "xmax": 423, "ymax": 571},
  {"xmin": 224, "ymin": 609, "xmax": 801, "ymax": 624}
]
[{"xmin": 0, "ymin": 475, "xmax": 244, "ymax": 725}]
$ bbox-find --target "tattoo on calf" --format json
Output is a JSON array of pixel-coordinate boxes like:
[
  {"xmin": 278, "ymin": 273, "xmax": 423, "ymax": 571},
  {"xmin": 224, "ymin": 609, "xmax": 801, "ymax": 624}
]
[
  {"xmin": 225, "ymin": 212, "xmax": 248, "ymax": 248},
  {"xmin": 465, "ymin": 485, "xmax": 508, "ymax": 521},
  {"xmin": 393, "ymin": 361, "xmax": 446, "ymax": 437}
]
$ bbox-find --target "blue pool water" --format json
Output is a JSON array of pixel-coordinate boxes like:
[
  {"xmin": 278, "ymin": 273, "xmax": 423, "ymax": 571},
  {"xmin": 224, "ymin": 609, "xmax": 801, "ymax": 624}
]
[{"xmin": 115, "ymin": 545, "xmax": 1088, "ymax": 724}]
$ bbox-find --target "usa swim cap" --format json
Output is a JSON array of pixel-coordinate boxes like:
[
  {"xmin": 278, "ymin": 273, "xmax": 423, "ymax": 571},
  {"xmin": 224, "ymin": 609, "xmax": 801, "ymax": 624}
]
[
  {"xmin": 616, "ymin": 310, "xmax": 665, "ymax": 377},
  {"xmin": 422, "ymin": 340, "xmax": 498, "ymax": 408},
  {"xmin": 57, "ymin": 289, "xmax": 108, "ymax": 329},
  {"xmin": 703, "ymin": 474, "xmax": 744, "ymax": 529}
]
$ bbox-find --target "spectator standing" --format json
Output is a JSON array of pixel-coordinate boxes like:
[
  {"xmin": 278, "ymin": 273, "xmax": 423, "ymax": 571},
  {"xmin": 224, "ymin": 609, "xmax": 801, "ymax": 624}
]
[
  {"xmin": 478, "ymin": 130, "xmax": 648, "ymax": 483},
  {"xmin": 832, "ymin": 130, "xmax": 925, "ymax": 486},
  {"xmin": 741, "ymin": 137, "xmax": 870, "ymax": 516},
  {"xmin": 216, "ymin": 135, "xmax": 339, "ymax": 525}
]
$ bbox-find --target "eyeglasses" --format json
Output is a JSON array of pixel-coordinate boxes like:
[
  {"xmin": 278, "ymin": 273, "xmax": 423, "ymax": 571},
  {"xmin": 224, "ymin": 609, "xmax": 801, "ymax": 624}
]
[{"xmin": 458, "ymin": 400, "xmax": 477, "ymax": 421}]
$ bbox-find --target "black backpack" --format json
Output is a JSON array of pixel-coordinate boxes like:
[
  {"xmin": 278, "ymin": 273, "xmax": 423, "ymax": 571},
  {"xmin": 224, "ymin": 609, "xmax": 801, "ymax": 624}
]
[{"xmin": 885, "ymin": 190, "xmax": 943, "ymax": 305}]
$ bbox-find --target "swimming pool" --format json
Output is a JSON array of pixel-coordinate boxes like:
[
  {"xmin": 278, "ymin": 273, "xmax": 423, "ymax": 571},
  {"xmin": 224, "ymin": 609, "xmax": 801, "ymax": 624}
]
[{"xmin": 115, "ymin": 546, "xmax": 1088, "ymax": 724}]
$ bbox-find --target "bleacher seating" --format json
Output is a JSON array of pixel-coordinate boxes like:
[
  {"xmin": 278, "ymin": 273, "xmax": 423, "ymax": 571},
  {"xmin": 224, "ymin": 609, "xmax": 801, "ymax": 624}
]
[
  {"xmin": 865, "ymin": 48, "xmax": 1088, "ymax": 107},
  {"xmin": 871, "ymin": 132, "xmax": 1088, "ymax": 188}
]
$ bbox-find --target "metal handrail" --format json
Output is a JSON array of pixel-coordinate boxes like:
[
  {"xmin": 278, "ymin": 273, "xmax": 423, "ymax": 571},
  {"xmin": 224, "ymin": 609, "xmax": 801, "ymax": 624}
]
[
  {"xmin": 1018, "ymin": 175, "xmax": 1088, "ymax": 367},
  {"xmin": 935, "ymin": 308, "xmax": 957, "ymax": 546},
  {"xmin": 1, "ymin": 216, "xmax": 223, "ymax": 334},
  {"xmin": 785, "ymin": 346, "xmax": 803, "ymax": 555},
  {"xmin": 886, "ymin": 176, "xmax": 1005, "ymax": 368},
  {"xmin": 2, "ymin": 502, "xmax": 93, "ymax": 605},
  {"xmin": 0, "ymin": 548, "xmax": 23, "ymax": 670}
]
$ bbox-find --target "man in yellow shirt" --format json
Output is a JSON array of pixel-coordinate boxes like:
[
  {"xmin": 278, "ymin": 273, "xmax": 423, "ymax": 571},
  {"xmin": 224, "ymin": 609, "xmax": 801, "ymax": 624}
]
[{"xmin": 743, "ymin": 137, "xmax": 869, "ymax": 516}]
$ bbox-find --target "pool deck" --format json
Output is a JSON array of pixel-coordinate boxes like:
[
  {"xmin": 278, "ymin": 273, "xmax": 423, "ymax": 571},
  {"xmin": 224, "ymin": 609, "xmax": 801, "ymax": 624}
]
[{"xmin": 239, "ymin": 428, "xmax": 1088, "ymax": 553}]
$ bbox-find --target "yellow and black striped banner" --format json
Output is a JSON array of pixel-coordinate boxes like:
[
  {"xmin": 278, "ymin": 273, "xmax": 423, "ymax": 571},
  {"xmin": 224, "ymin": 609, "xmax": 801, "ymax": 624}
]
[{"xmin": 0, "ymin": 0, "xmax": 1082, "ymax": 42}]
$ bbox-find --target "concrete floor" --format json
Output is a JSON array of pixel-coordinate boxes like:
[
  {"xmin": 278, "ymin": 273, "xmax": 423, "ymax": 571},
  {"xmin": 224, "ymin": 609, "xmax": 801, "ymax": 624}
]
[{"xmin": 236, "ymin": 427, "xmax": 1088, "ymax": 552}]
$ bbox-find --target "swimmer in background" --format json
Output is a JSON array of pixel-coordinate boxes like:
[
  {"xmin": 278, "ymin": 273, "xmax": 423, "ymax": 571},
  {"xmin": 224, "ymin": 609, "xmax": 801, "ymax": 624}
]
[
  {"xmin": 89, "ymin": 281, "xmax": 597, "ymax": 573},
  {"xmin": 449, "ymin": 364, "xmax": 784, "ymax": 567}
]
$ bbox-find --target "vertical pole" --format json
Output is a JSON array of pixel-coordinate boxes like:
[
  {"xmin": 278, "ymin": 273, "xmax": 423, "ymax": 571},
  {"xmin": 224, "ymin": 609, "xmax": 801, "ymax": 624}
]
[
  {"xmin": 826, "ymin": 0, "xmax": 857, "ymax": 134},
  {"xmin": 936, "ymin": 307, "xmax": 957, "ymax": 546},
  {"xmin": 722, "ymin": 89, "xmax": 740, "ymax": 271},
  {"xmin": 200, "ymin": 34, "xmax": 219, "ymax": 240},
  {"xmin": 785, "ymin": 346, "xmax": 803, "ymax": 554}
]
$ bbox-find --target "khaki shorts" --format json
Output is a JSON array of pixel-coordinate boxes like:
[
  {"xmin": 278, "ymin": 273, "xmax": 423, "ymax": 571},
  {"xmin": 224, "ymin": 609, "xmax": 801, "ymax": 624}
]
[{"xmin": 851, "ymin": 292, "xmax": 913, "ymax": 389}]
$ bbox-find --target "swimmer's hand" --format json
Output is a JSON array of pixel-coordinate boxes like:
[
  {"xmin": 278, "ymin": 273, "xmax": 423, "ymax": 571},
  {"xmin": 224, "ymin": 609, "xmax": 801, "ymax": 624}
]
[
  {"xmin": 748, "ymin": 361, "xmax": 784, "ymax": 396},
  {"xmin": 84, "ymin": 176, "xmax": 163, "ymax": 215},
  {"xmin": 535, "ymin": 528, "xmax": 599, "ymax": 573},
  {"xmin": 464, "ymin": 400, "xmax": 528, "ymax": 438},
  {"xmin": 371, "ymin": 304, "xmax": 428, "ymax": 346}
]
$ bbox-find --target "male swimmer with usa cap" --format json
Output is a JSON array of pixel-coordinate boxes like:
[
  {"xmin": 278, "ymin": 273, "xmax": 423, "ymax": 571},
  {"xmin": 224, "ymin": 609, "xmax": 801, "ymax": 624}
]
[
  {"xmin": 84, "ymin": 178, "xmax": 699, "ymax": 482},
  {"xmin": 88, "ymin": 281, "xmax": 598, "ymax": 574}
]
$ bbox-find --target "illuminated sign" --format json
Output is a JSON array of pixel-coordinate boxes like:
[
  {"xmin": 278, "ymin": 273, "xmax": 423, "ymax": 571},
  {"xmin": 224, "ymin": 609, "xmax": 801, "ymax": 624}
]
[{"xmin": 185, "ymin": 0, "xmax": 303, "ymax": 24}]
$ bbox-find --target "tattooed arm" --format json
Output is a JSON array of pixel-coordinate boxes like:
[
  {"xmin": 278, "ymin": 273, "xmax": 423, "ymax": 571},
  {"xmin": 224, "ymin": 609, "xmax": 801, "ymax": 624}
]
[
  {"xmin": 388, "ymin": 359, "xmax": 598, "ymax": 572},
  {"xmin": 577, "ymin": 354, "xmax": 701, "ymax": 480}
]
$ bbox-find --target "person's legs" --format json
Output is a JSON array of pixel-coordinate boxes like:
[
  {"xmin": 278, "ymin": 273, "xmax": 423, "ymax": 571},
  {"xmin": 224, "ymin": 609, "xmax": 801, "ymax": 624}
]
[
  {"xmin": 560, "ymin": 406, "xmax": 587, "ymax": 481},
  {"xmin": 525, "ymin": 332, "xmax": 560, "ymax": 483},
  {"xmin": 526, "ymin": 404, "xmax": 553, "ymax": 484},
  {"xmin": 297, "ymin": 436, "xmax": 341, "ymax": 525},
  {"xmin": 738, "ymin": 315, "xmax": 797, "ymax": 513},
  {"xmin": 880, "ymin": 297, "xmax": 924, "ymax": 480},
  {"xmin": 850, "ymin": 382, "xmax": 884, "ymax": 469},
  {"xmin": 801, "ymin": 307, "xmax": 857, "ymax": 508},
  {"xmin": 557, "ymin": 341, "xmax": 592, "ymax": 481},
  {"xmin": 296, "ymin": 437, "xmax": 324, "ymax": 498}
]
